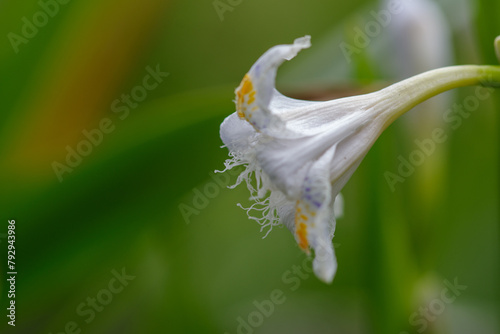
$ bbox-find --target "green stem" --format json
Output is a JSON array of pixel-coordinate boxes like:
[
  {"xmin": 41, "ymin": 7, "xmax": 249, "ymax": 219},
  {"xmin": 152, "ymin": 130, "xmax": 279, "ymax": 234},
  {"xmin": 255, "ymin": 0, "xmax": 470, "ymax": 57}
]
[
  {"xmin": 380, "ymin": 65, "xmax": 500, "ymax": 126},
  {"xmin": 496, "ymin": 37, "xmax": 500, "ymax": 63}
]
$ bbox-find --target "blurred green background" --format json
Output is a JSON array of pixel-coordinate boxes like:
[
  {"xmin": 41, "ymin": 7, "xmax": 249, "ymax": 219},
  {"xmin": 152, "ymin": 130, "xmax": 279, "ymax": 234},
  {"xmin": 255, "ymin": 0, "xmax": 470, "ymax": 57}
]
[{"xmin": 0, "ymin": 0, "xmax": 498, "ymax": 333}]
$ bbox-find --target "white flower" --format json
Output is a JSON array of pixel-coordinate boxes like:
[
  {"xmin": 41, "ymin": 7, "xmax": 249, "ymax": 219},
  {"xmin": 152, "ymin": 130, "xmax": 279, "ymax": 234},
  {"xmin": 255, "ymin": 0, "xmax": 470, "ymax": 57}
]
[
  {"xmin": 383, "ymin": 0, "xmax": 452, "ymax": 78},
  {"xmin": 218, "ymin": 36, "xmax": 500, "ymax": 283},
  {"xmin": 384, "ymin": 0, "xmax": 453, "ymax": 197}
]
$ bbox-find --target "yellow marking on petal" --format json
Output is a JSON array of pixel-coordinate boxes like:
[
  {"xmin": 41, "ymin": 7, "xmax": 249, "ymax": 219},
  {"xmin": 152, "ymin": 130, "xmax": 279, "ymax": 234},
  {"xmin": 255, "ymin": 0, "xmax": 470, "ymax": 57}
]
[
  {"xmin": 240, "ymin": 74, "xmax": 253, "ymax": 94},
  {"xmin": 247, "ymin": 91, "xmax": 256, "ymax": 104},
  {"xmin": 296, "ymin": 222, "xmax": 309, "ymax": 250},
  {"xmin": 235, "ymin": 74, "xmax": 257, "ymax": 122}
]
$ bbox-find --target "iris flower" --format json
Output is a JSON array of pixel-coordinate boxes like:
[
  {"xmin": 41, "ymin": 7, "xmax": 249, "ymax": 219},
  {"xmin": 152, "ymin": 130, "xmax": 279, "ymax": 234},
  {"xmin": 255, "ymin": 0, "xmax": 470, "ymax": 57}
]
[{"xmin": 219, "ymin": 36, "xmax": 500, "ymax": 283}]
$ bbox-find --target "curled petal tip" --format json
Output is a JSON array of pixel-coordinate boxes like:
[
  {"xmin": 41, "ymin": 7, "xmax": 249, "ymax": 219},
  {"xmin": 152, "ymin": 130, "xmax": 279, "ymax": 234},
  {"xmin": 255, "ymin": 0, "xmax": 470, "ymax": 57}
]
[
  {"xmin": 294, "ymin": 35, "xmax": 311, "ymax": 48},
  {"xmin": 283, "ymin": 36, "xmax": 311, "ymax": 61}
]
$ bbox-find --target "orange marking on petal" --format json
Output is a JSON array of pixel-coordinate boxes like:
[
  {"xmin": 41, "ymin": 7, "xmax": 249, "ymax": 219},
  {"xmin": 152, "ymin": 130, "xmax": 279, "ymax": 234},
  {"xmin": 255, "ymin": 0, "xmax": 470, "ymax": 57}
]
[{"xmin": 296, "ymin": 222, "xmax": 309, "ymax": 250}]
